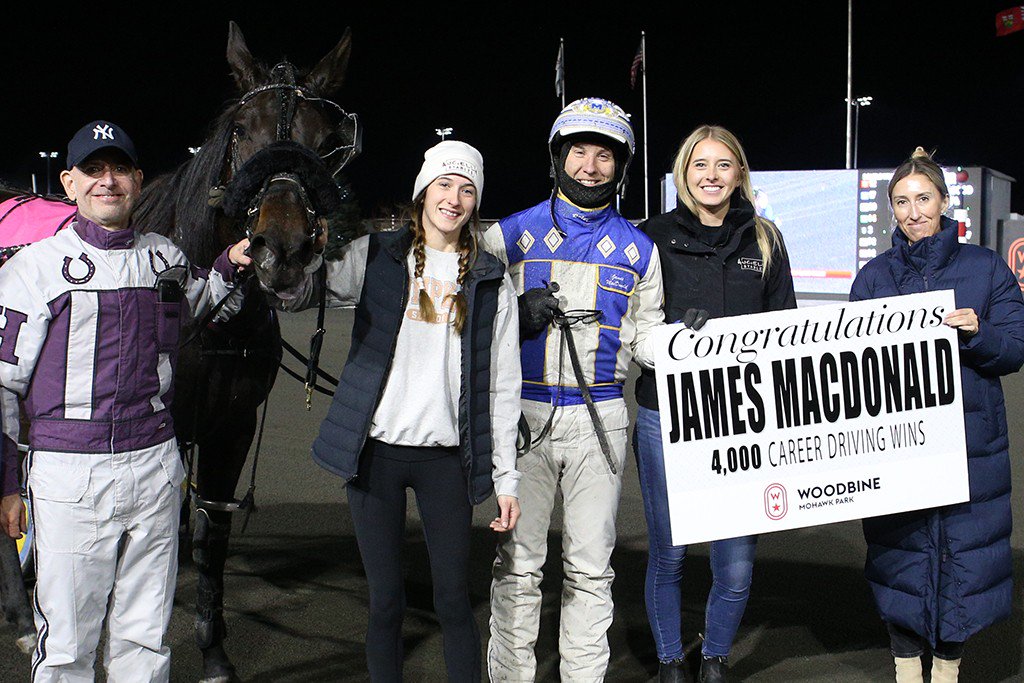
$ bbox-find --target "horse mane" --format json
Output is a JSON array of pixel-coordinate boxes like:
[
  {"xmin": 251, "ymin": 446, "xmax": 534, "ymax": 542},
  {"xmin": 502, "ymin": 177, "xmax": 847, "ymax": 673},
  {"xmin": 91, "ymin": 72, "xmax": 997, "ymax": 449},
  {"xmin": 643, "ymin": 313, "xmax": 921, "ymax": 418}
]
[{"xmin": 134, "ymin": 105, "xmax": 238, "ymax": 267}]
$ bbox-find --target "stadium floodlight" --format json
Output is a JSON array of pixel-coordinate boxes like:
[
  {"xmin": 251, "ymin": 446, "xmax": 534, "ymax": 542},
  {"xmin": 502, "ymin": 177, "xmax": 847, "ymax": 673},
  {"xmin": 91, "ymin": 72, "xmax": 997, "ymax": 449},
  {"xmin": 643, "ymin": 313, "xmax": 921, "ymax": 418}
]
[
  {"xmin": 852, "ymin": 96, "xmax": 873, "ymax": 169},
  {"xmin": 38, "ymin": 151, "xmax": 58, "ymax": 195}
]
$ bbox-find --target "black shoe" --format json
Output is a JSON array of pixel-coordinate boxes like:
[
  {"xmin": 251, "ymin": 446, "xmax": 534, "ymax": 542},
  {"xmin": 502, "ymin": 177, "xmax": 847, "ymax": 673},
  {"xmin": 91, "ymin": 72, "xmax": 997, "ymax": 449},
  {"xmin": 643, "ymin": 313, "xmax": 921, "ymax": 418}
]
[
  {"xmin": 659, "ymin": 658, "xmax": 693, "ymax": 683},
  {"xmin": 699, "ymin": 656, "xmax": 728, "ymax": 683}
]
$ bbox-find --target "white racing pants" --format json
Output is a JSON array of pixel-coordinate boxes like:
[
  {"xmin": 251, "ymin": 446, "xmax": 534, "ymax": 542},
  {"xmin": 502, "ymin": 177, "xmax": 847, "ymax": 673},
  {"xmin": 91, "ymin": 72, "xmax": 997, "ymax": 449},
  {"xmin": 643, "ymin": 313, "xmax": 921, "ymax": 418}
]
[
  {"xmin": 489, "ymin": 398, "xmax": 628, "ymax": 682},
  {"xmin": 28, "ymin": 440, "xmax": 185, "ymax": 682}
]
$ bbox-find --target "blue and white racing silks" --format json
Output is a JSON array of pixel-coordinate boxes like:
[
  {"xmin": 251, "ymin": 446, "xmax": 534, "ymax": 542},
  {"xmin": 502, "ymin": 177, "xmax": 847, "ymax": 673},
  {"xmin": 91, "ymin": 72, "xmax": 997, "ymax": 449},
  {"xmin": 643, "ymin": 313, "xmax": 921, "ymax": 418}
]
[{"xmin": 480, "ymin": 196, "xmax": 664, "ymax": 406}]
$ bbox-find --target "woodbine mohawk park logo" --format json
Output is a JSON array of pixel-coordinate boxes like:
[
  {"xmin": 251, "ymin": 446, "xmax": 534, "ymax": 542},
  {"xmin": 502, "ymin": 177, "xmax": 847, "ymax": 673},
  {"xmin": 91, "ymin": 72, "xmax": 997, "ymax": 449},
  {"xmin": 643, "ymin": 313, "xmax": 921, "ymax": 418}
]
[{"xmin": 764, "ymin": 483, "xmax": 787, "ymax": 520}]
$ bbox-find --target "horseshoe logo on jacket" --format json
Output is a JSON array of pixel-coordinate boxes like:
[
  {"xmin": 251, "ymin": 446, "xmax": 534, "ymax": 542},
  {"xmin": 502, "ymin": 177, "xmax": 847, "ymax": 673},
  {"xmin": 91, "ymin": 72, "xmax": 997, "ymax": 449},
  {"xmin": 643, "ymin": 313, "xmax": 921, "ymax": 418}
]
[
  {"xmin": 62, "ymin": 253, "xmax": 96, "ymax": 285},
  {"xmin": 149, "ymin": 249, "xmax": 171, "ymax": 276}
]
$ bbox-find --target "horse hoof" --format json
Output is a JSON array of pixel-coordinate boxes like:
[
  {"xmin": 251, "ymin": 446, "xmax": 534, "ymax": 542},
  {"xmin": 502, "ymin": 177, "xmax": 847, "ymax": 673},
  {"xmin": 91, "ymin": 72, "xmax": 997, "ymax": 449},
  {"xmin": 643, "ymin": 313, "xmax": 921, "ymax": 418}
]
[
  {"xmin": 15, "ymin": 632, "xmax": 37, "ymax": 654},
  {"xmin": 199, "ymin": 648, "xmax": 239, "ymax": 683}
]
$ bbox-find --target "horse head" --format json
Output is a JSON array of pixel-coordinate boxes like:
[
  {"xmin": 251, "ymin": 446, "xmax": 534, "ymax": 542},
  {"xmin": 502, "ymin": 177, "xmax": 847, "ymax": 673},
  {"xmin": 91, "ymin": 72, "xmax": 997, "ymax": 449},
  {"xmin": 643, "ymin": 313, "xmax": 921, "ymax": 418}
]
[{"xmin": 218, "ymin": 22, "xmax": 359, "ymax": 298}]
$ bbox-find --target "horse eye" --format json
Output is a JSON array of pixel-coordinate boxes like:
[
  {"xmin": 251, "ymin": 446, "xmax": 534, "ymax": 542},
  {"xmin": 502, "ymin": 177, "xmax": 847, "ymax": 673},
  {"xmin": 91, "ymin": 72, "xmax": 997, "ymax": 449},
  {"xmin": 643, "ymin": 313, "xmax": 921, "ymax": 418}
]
[{"xmin": 234, "ymin": 124, "xmax": 248, "ymax": 139}]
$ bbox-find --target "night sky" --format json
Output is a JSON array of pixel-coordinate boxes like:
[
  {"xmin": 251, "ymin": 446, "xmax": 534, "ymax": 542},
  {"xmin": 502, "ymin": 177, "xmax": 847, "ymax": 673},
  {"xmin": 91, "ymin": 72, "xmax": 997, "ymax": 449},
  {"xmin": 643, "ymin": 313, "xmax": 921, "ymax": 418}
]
[{"xmin": 2, "ymin": 3, "xmax": 1021, "ymax": 219}]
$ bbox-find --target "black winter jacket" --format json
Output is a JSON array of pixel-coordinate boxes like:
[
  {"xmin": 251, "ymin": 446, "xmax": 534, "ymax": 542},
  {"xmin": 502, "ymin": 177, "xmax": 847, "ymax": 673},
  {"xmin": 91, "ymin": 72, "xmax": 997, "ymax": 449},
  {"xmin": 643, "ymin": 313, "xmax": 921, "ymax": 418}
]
[{"xmin": 634, "ymin": 197, "xmax": 797, "ymax": 409}]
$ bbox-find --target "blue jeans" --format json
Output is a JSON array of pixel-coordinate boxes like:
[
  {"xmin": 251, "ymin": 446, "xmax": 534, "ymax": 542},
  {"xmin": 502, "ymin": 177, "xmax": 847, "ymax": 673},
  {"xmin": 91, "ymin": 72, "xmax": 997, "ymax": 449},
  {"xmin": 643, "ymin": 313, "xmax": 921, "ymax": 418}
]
[{"xmin": 633, "ymin": 406, "xmax": 757, "ymax": 660}]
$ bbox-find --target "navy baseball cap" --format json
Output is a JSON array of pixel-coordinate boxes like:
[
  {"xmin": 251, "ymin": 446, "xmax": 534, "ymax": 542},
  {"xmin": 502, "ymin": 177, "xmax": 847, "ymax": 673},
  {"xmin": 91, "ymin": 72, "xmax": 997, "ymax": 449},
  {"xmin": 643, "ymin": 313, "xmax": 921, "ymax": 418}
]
[{"xmin": 66, "ymin": 121, "xmax": 139, "ymax": 170}]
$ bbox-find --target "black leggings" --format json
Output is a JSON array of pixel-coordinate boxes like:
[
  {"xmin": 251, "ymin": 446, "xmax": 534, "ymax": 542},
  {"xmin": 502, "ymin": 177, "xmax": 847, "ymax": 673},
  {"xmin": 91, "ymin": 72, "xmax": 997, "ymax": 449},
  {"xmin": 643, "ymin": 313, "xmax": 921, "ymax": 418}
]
[
  {"xmin": 347, "ymin": 439, "xmax": 480, "ymax": 682},
  {"xmin": 888, "ymin": 622, "xmax": 965, "ymax": 661}
]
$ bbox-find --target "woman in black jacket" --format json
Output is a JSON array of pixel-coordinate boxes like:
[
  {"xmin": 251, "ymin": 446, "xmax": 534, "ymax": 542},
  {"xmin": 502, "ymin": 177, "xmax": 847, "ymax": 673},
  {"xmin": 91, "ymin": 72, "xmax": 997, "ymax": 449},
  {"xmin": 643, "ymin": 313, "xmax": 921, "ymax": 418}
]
[{"xmin": 634, "ymin": 125, "xmax": 796, "ymax": 682}]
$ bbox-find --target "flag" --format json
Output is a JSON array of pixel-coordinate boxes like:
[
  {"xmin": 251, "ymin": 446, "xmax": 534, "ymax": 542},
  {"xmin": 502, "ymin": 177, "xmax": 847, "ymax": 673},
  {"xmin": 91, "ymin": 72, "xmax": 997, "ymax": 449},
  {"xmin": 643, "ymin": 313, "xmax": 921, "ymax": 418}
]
[
  {"xmin": 630, "ymin": 39, "xmax": 644, "ymax": 89},
  {"xmin": 555, "ymin": 41, "xmax": 565, "ymax": 98},
  {"xmin": 996, "ymin": 6, "xmax": 1024, "ymax": 36}
]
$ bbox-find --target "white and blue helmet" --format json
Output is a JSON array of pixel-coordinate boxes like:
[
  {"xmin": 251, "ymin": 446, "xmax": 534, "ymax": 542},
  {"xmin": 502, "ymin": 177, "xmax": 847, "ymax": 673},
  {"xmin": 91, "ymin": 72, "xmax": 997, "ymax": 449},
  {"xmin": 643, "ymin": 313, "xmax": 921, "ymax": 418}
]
[{"xmin": 548, "ymin": 97, "xmax": 635, "ymax": 194}]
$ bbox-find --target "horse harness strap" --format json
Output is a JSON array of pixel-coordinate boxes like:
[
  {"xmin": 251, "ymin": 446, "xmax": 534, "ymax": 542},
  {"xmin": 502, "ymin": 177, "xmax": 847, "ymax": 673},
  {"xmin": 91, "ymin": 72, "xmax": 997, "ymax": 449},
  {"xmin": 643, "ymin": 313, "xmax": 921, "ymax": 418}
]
[
  {"xmin": 190, "ymin": 395, "xmax": 268, "ymax": 532},
  {"xmin": 278, "ymin": 357, "xmax": 335, "ymax": 396},
  {"xmin": 182, "ymin": 333, "xmax": 272, "ymax": 528},
  {"xmin": 273, "ymin": 62, "xmax": 298, "ymax": 141},
  {"xmin": 241, "ymin": 171, "xmax": 322, "ymax": 245},
  {"xmin": 305, "ymin": 263, "xmax": 329, "ymax": 409},
  {"xmin": 179, "ymin": 274, "xmax": 252, "ymax": 350},
  {"xmin": 521, "ymin": 309, "xmax": 618, "ymax": 475},
  {"xmin": 178, "ymin": 277, "xmax": 274, "ymax": 526},
  {"xmin": 233, "ymin": 62, "xmax": 361, "ymax": 179}
]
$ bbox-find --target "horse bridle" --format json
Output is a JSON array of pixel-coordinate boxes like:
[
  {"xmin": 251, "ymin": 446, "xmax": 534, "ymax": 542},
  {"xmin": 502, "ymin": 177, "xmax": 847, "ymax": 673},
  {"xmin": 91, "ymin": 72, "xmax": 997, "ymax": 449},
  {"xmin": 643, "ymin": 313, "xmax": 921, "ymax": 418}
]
[
  {"xmin": 232, "ymin": 61, "xmax": 362, "ymax": 179},
  {"xmin": 242, "ymin": 173, "xmax": 324, "ymax": 267},
  {"xmin": 228, "ymin": 61, "xmax": 360, "ymax": 253}
]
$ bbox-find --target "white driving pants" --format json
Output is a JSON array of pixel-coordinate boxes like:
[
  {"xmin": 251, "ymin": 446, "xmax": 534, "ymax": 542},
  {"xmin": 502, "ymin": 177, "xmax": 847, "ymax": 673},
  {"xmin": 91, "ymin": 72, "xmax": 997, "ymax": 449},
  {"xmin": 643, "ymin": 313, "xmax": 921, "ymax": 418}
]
[
  {"xmin": 489, "ymin": 398, "xmax": 628, "ymax": 682},
  {"xmin": 29, "ymin": 440, "xmax": 184, "ymax": 682}
]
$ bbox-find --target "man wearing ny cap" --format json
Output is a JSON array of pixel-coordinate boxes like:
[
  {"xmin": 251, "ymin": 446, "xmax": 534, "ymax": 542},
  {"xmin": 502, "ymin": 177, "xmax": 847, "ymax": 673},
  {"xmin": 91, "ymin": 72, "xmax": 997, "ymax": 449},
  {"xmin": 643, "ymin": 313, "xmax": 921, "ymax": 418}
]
[{"xmin": 0, "ymin": 120, "xmax": 251, "ymax": 682}]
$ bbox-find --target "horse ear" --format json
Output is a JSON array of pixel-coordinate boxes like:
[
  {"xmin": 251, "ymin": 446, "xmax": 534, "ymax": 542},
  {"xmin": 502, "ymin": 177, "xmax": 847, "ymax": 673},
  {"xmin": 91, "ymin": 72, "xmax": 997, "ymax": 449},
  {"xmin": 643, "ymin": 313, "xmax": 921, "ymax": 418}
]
[
  {"xmin": 305, "ymin": 28, "xmax": 352, "ymax": 96},
  {"xmin": 226, "ymin": 21, "xmax": 259, "ymax": 93}
]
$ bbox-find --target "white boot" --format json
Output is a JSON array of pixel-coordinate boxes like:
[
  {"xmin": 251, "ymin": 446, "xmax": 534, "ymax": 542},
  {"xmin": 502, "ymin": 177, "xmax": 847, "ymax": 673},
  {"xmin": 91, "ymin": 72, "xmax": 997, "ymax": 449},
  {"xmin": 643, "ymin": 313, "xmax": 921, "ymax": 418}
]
[
  {"xmin": 930, "ymin": 657, "xmax": 961, "ymax": 683},
  {"xmin": 894, "ymin": 656, "xmax": 923, "ymax": 683}
]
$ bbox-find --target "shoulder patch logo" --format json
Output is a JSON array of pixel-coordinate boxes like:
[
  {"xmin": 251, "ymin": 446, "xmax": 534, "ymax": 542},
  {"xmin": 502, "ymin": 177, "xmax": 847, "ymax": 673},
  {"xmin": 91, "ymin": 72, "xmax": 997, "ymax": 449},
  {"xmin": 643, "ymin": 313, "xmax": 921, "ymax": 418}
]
[
  {"xmin": 597, "ymin": 235, "xmax": 616, "ymax": 258},
  {"xmin": 62, "ymin": 253, "xmax": 95, "ymax": 285},
  {"xmin": 149, "ymin": 249, "xmax": 171, "ymax": 276},
  {"xmin": 544, "ymin": 227, "xmax": 564, "ymax": 253},
  {"xmin": 738, "ymin": 257, "xmax": 763, "ymax": 272},
  {"xmin": 516, "ymin": 231, "xmax": 535, "ymax": 254},
  {"xmin": 624, "ymin": 242, "xmax": 640, "ymax": 265}
]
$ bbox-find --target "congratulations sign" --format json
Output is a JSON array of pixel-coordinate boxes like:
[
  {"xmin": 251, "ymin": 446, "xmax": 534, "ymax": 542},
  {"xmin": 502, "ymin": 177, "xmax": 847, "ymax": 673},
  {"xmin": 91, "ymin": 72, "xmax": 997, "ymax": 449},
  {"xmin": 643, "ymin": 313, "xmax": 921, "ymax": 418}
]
[{"xmin": 653, "ymin": 290, "xmax": 968, "ymax": 546}]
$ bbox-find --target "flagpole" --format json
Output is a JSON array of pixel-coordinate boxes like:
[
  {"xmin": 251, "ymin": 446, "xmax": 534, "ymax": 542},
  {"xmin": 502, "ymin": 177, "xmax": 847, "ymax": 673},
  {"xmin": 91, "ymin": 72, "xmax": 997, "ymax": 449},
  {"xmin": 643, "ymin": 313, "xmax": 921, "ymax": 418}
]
[
  {"xmin": 641, "ymin": 31, "xmax": 649, "ymax": 220},
  {"xmin": 845, "ymin": 0, "xmax": 853, "ymax": 169},
  {"xmin": 559, "ymin": 38, "xmax": 566, "ymax": 108}
]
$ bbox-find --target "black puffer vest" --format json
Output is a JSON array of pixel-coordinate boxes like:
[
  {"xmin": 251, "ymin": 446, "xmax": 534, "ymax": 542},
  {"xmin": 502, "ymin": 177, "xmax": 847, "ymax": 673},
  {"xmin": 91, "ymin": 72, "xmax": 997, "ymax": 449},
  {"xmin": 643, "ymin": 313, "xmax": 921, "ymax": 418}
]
[{"xmin": 312, "ymin": 227, "xmax": 506, "ymax": 505}]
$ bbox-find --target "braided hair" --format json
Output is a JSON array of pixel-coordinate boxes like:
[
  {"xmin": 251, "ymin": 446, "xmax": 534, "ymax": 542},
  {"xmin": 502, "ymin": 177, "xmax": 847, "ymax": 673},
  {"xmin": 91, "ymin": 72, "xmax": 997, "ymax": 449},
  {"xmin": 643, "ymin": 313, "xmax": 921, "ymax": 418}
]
[{"xmin": 408, "ymin": 194, "xmax": 479, "ymax": 335}]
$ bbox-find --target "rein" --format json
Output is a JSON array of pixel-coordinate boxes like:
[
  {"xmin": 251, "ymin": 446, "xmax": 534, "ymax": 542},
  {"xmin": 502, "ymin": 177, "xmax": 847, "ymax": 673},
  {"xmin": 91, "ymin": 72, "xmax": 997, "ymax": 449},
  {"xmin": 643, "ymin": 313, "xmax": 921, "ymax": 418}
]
[{"xmin": 517, "ymin": 306, "xmax": 619, "ymax": 475}]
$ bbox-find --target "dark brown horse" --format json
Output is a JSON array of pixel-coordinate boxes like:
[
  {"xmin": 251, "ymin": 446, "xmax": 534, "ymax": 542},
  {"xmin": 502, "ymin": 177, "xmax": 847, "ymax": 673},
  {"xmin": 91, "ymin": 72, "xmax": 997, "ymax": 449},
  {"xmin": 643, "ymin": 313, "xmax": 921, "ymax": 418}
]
[{"xmin": 0, "ymin": 22, "xmax": 359, "ymax": 682}]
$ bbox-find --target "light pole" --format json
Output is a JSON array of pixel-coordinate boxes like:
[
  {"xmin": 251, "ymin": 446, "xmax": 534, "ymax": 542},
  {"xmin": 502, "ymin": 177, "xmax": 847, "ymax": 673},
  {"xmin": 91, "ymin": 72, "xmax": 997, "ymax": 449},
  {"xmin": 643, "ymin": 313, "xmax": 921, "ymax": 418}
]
[
  {"xmin": 851, "ymin": 96, "xmax": 872, "ymax": 169},
  {"xmin": 38, "ymin": 151, "xmax": 58, "ymax": 195},
  {"xmin": 435, "ymin": 127, "xmax": 453, "ymax": 141}
]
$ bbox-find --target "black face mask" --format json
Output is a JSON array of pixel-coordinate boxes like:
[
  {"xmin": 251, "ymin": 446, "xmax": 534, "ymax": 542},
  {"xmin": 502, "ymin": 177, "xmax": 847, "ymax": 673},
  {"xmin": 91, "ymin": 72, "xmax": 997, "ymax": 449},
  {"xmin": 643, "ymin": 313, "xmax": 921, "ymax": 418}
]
[{"xmin": 554, "ymin": 140, "xmax": 619, "ymax": 209}]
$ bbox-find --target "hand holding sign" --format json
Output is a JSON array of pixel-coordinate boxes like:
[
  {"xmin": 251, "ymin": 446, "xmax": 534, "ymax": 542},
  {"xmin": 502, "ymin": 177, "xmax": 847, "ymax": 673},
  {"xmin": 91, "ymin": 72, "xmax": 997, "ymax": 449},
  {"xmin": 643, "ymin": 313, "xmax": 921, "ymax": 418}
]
[{"xmin": 653, "ymin": 290, "xmax": 969, "ymax": 546}]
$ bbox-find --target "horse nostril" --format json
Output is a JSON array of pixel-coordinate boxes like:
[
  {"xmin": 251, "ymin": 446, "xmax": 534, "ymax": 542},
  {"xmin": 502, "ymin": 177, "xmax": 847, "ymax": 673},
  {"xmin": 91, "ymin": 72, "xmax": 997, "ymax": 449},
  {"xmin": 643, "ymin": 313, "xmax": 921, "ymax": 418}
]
[{"xmin": 249, "ymin": 234, "xmax": 268, "ymax": 252}]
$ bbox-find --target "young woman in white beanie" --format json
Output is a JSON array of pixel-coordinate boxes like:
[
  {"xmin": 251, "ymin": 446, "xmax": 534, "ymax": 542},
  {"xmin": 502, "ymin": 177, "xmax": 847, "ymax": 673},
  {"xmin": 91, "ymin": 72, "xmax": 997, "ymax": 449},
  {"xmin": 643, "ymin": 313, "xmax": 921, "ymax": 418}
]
[{"xmin": 279, "ymin": 141, "xmax": 521, "ymax": 682}]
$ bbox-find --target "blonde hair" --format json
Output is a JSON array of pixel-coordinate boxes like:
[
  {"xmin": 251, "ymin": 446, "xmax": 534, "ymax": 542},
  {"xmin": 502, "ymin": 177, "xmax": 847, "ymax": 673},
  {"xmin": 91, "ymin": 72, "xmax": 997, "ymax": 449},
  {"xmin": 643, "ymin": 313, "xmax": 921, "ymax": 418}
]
[
  {"xmin": 888, "ymin": 146, "xmax": 949, "ymax": 206},
  {"xmin": 671, "ymin": 124, "xmax": 782, "ymax": 276},
  {"xmin": 408, "ymin": 194, "xmax": 478, "ymax": 335}
]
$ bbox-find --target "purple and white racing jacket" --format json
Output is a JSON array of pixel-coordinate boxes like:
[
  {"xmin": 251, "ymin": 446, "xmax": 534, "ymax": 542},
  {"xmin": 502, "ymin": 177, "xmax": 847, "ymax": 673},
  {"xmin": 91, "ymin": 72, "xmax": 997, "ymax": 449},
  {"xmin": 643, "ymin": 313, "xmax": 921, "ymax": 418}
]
[{"xmin": 0, "ymin": 217, "xmax": 240, "ymax": 493}]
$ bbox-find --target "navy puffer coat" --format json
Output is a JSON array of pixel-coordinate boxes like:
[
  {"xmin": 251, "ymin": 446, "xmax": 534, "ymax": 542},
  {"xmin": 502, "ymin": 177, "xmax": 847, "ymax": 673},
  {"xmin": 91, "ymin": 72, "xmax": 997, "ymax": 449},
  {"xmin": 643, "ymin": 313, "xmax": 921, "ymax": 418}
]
[{"xmin": 849, "ymin": 215, "xmax": 1024, "ymax": 645}]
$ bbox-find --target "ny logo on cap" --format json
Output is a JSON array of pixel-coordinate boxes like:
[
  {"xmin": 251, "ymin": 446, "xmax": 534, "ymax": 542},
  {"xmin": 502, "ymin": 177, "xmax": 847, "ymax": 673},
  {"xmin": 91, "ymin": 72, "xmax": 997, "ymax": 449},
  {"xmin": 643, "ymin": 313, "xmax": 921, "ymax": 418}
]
[{"xmin": 92, "ymin": 124, "xmax": 114, "ymax": 141}]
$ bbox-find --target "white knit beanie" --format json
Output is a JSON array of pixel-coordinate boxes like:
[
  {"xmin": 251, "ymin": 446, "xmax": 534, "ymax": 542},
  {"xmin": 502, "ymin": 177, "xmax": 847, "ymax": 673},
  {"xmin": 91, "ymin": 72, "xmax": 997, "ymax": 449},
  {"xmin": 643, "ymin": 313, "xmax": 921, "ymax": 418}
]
[{"xmin": 412, "ymin": 141, "xmax": 484, "ymax": 205}]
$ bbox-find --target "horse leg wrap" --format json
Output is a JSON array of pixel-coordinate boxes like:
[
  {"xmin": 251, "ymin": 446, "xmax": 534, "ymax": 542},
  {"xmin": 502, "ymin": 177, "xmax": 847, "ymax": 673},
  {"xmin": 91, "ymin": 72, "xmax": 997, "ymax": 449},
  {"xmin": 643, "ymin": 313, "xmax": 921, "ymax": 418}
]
[{"xmin": 193, "ymin": 508, "xmax": 232, "ymax": 650}]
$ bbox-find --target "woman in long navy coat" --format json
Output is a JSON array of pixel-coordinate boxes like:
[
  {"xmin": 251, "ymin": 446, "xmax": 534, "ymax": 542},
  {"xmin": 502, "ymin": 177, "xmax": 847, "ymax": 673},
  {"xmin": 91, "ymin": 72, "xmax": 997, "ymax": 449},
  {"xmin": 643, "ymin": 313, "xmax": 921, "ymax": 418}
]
[{"xmin": 850, "ymin": 148, "xmax": 1024, "ymax": 683}]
